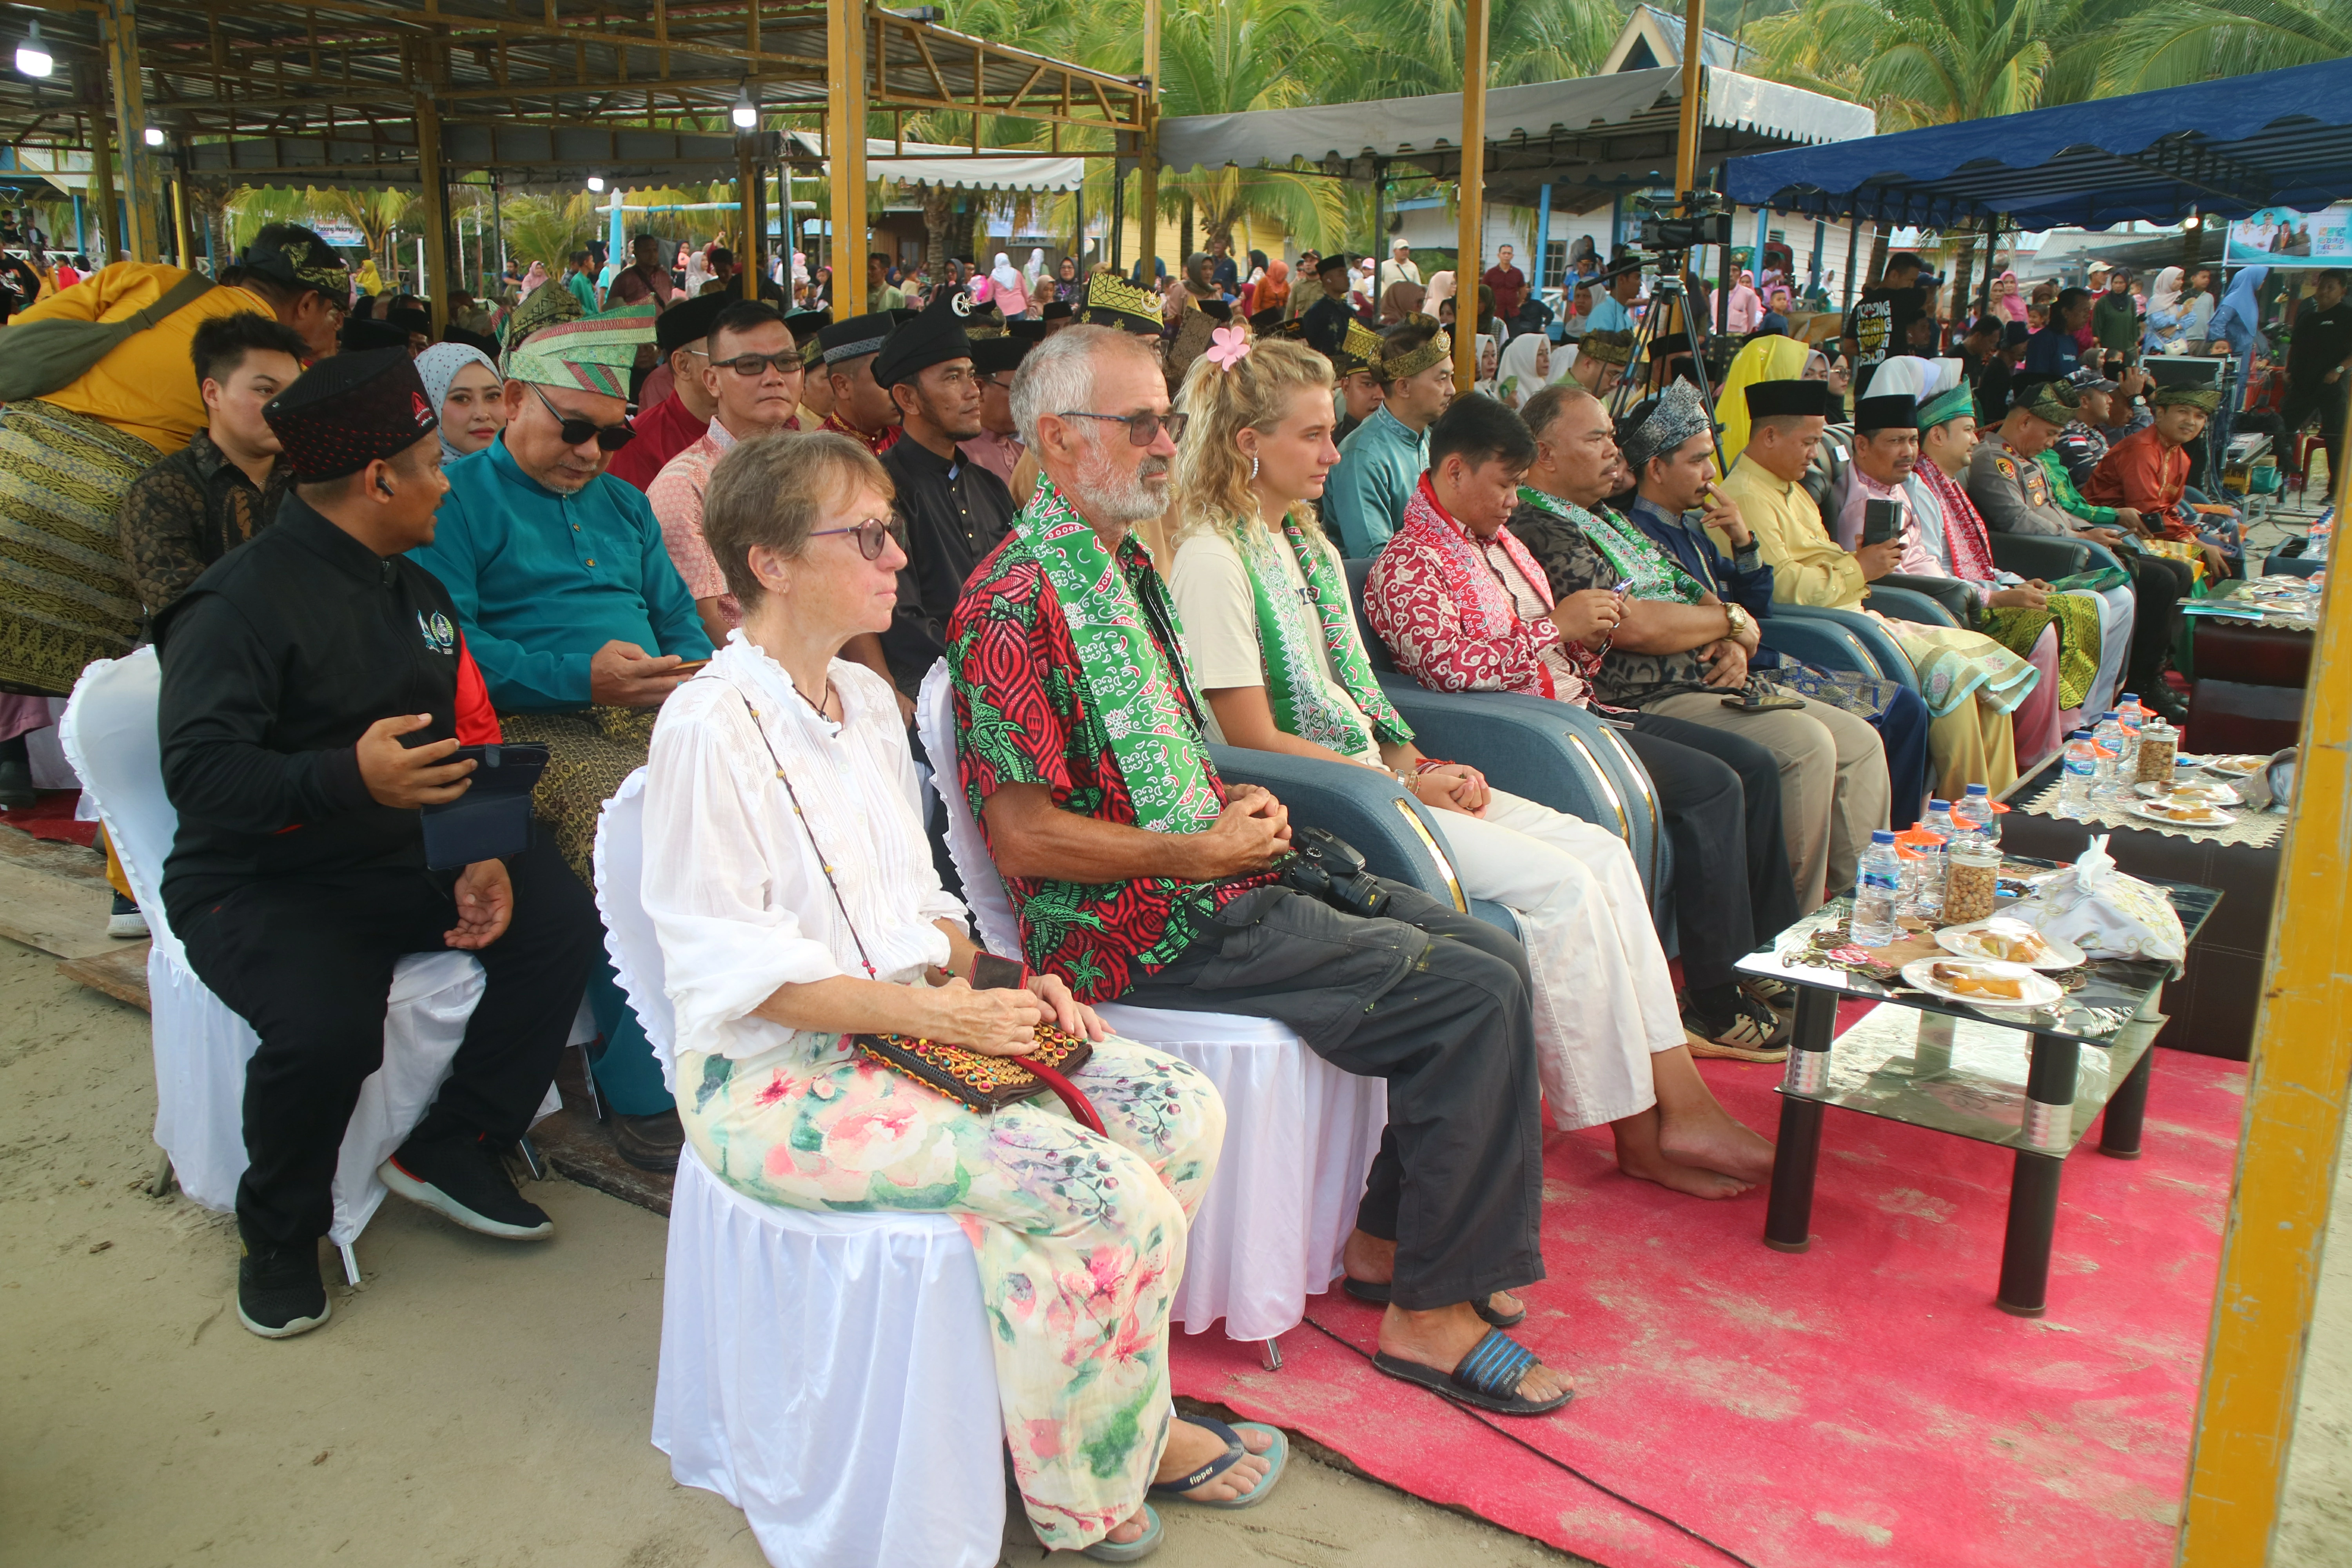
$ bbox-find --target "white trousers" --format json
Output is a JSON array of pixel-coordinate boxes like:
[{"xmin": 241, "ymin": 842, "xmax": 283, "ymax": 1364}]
[{"xmin": 1436, "ymin": 789, "xmax": 1687, "ymax": 1132}]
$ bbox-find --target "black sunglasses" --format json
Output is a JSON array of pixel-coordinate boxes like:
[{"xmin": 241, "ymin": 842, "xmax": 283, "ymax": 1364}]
[
  {"xmin": 530, "ymin": 382, "xmax": 636, "ymax": 450},
  {"xmin": 1059, "ymin": 408, "xmax": 1188, "ymax": 446},
  {"xmin": 715, "ymin": 351, "xmax": 806, "ymax": 378}
]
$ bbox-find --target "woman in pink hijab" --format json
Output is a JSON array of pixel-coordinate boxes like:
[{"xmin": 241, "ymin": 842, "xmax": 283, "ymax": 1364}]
[
  {"xmin": 1992, "ymin": 271, "xmax": 2027, "ymax": 323},
  {"xmin": 1724, "ymin": 268, "xmax": 1764, "ymax": 335}
]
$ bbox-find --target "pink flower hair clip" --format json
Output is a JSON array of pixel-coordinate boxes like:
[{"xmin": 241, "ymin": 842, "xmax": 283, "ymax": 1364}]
[{"xmin": 1205, "ymin": 324, "xmax": 1252, "ymax": 370}]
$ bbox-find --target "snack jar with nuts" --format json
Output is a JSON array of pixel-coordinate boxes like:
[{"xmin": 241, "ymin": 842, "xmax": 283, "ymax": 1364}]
[
  {"xmin": 1945, "ymin": 841, "xmax": 2003, "ymax": 924},
  {"xmin": 2135, "ymin": 718, "xmax": 2178, "ymax": 785}
]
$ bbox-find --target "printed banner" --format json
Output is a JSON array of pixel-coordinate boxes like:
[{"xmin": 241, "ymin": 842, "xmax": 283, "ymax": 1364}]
[{"xmin": 2225, "ymin": 204, "xmax": 2352, "ymax": 267}]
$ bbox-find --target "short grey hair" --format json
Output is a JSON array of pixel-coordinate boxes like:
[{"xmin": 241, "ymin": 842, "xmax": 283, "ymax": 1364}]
[{"xmin": 1009, "ymin": 325, "xmax": 1156, "ymax": 448}]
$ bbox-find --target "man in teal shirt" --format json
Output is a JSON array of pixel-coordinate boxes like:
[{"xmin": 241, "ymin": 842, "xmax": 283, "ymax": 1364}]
[
  {"xmin": 411, "ymin": 305, "xmax": 713, "ymax": 1169},
  {"xmin": 1324, "ymin": 319, "xmax": 1455, "ymax": 557}
]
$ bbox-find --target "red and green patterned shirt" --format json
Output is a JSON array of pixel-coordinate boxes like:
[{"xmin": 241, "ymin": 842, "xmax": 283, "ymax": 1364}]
[{"xmin": 947, "ymin": 529, "xmax": 1274, "ymax": 1002}]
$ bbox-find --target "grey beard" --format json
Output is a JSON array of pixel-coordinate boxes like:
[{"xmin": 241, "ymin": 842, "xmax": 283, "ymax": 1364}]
[{"xmin": 1067, "ymin": 446, "xmax": 1169, "ymax": 528}]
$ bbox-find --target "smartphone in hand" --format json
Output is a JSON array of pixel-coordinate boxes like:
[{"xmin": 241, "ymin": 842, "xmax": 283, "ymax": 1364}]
[{"xmin": 1860, "ymin": 497, "xmax": 1903, "ymax": 547}]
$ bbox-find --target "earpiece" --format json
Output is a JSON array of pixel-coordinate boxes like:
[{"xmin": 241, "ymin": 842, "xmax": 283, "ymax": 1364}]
[{"xmin": 375, "ymin": 475, "xmax": 394, "ymax": 497}]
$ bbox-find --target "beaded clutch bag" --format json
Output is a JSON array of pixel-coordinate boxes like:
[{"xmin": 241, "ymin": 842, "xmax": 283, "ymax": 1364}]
[{"xmin": 854, "ymin": 1025, "xmax": 1101, "ymax": 1130}]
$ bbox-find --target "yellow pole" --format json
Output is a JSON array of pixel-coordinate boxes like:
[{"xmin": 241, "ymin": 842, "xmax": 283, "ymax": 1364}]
[
  {"xmin": 827, "ymin": 0, "xmax": 869, "ymax": 312},
  {"xmin": 1674, "ymin": 2, "xmax": 1704, "ymax": 205},
  {"xmin": 737, "ymin": 137, "xmax": 760, "ymax": 302},
  {"xmin": 1137, "ymin": 0, "xmax": 1160, "ymax": 285},
  {"xmin": 2176, "ymin": 458, "xmax": 2352, "ymax": 1566},
  {"xmin": 87, "ymin": 100, "xmax": 117, "ymax": 265},
  {"xmin": 1453, "ymin": 0, "xmax": 1490, "ymax": 393},
  {"xmin": 103, "ymin": 1, "xmax": 158, "ymax": 263}
]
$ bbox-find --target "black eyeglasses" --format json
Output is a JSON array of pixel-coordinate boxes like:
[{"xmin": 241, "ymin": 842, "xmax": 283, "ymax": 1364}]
[
  {"xmin": 809, "ymin": 517, "xmax": 908, "ymax": 560},
  {"xmin": 1058, "ymin": 409, "xmax": 1188, "ymax": 446},
  {"xmin": 530, "ymin": 382, "xmax": 636, "ymax": 450},
  {"xmin": 715, "ymin": 351, "xmax": 806, "ymax": 378}
]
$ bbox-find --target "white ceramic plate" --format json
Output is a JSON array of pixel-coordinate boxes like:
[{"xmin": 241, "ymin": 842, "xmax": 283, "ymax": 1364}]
[
  {"xmin": 2202, "ymin": 755, "xmax": 2270, "ymax": 777},
  {"xmin": 2130, "ymin": 799, "xmax": 2237, "ymax": 828},
  {"xmin": 1900, "ymin": 958, "xmax": 2065, "ymax": 1010},
  {"xmin": 2134, "ymin": 780, "xmax": 2241, "ymax": 806},
  {"xmin": 1933, "ymin": 919, "xmax": 2085, "ymax": 971}
]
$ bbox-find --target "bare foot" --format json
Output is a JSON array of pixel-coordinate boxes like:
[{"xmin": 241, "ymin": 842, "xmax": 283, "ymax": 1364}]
[
  {"xmin": 1343, "ymin": 1230, "xmax": 1521, "ymax": 1319},
  {"xmin": 1379, "ymin": 1301, "xmax": 1570, "ymax": 1404},
  {"xmin": 1617, "ymin": 1142, "xmax": 1755, "ymax": 1198},
  {"xmin": 1659, "ymin": 1107, "xmax": 1777, "ymax": 1185}
]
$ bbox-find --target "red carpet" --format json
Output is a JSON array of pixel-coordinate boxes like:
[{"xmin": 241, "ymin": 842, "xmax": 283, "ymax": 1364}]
[
  {"xmin": 1172, "ymin": 1046, "xmax": 2244, "ymax": 1568},
  {"xmin": 0, "ymin": 788, "xmax": 98, "ymax": 848}
]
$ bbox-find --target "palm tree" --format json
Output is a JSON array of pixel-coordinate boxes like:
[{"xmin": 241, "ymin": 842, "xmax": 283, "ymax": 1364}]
[
  {"xmin": 2098, "ymin": 0, "xmax": 2352, "ymax": 93},
  {"xmin": 1154, "ymin": 0, "xmax": 1351, "ymax": 254},
  {"xmin": 501, "ymin": 192, "xmax": 599, "ymax": 272},
  {"xmin": 1749, "ymin": 0, "xmax": 2082, "ymax": 131}
]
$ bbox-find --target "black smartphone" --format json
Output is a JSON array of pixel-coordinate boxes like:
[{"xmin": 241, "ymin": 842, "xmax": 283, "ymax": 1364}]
[
  {"xmin": 1861, "ymin": 497, "xmax": 1903, "ymax": 547},
  {"xmin": 1722, "ymin": 693, "xmax": 1807, "ymax": 713}
]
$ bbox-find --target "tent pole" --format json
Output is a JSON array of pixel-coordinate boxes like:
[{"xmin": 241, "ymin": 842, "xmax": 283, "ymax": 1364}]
[
  {"xmin": 1978, "ymin": 217, "xmax": 1999, "ymax": 319},
  {"xmin": 1454, "ymin": 0, "xmax": 1490, "ymax": 392},
  {"xmin": 1370, "ymin": 158, "xmax": 1383, "ymax": 283},
  {"xmin": 1843, "ymin": 211, "xmax": 1860, "ymax": 312},
  {"xmin": 827, "ymin": 0, "xmax": 869, "ymax": 309},
  {"xmin": 1137, "ymin": 0, "xmax": 1159, "ymax": 285},
  {"xmin": 1534, "ymin": 182, "xmax": 1553, "ymax": 294},
  {"xmin": 2177, "ymin": 449, "xmax": 2352, "ymax": 1568},
  {"xmin": 414, "ymin": 86, "xmax": 451, "ymax": 334}
]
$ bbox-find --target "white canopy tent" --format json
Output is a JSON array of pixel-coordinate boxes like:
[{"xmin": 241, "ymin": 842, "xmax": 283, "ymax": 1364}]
[
  {"xmin": 1156, "ymin": 64, "xmax": 1871, "ymax": 211},
  {"xmin": 782, "ymin": 134, "xmax": 1085, "ymax": 195}
]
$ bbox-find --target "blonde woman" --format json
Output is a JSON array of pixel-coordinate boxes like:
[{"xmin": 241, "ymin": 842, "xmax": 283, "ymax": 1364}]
[
  {"xmin": 641, "ymin": 430, "xmax": 1272, "ymax": 1561},
  {"xmin": 1162, "ymin": 339, "xmax": 1774, "ymax": 1201}
]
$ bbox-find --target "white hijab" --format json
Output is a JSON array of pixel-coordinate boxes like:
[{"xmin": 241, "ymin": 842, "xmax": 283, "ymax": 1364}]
[
  {"xmin": 1024, "ymin": 248, "xmax": 1047, "ymax": 285},
  {"xmin": 1493, "ymin": 332, "xmax": 1559, "ymax": 409},
  {"xmin": 990, "ymin": 252, "xmax": 1021, "ymax": 292}
]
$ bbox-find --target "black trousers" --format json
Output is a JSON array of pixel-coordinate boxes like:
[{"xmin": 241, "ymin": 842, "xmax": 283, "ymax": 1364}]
[
  {"xmin": 2279, "ymin": 375, "xmax": 2348, "ymax": 494},
  {"xmin": 1624, "ymin": 714, "xmax": 1798, "ymax": 991},
  {"xmin": 1122, "ymin": 881, "xmax": 1542, "ymax": 1312},
  {"xmin": 181, "ymin": 838, "xmax": 601, "ymax": 1247},
  {"xmin": 2118, "ymin": 547, "xmax": 2191, "ymax": 687}
]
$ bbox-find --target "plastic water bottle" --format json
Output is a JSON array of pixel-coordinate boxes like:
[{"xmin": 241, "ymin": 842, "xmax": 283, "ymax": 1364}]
[
  {"xmin": 1851, "ymin": 830, "xmax": 1903, "ymax": 947},
  {"xmin": 1960, "ymin": 781, "xmax": 2003, "ymax": 851},
  {"xmin": 1913, "ymin": 802, "xmax": 1955, "ymax": 921},
  {"xmin": 2092, "ymin": 711, "xmax": 2129, "ymax": 804},
  {"xmin": 2059, "ymin": 731, "xmax": 2099, "ymax": 817}
]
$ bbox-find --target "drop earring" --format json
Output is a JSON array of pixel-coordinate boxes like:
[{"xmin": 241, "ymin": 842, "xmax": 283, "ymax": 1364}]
[{"xmin": 1249, "ymin": 453, "xmax": 1260, "ymax": 481}]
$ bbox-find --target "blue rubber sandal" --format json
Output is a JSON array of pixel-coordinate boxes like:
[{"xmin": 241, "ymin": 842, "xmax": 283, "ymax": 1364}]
[
  {"xmin": 1149, "ymin": 1413, "xmax": 1288, "ymax": 1511},
  {"xmin": 1344, "ymin": 1276, "xmax": 1526, "ymax": 1329},
  {"xmin": 1374, "ymin": 1327, "xmax": 1572, "ymax": 1416},
  {"xmin": 1081, "ymin": 1502, "xmax": 1163, "ymax": 1562}
]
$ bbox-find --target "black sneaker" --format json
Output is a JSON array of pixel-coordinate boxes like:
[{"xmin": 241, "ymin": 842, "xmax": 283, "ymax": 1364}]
[
  {"xmin": 380, "ymin": 1131, "xmax": 554, "ymax": 1240},
  {"xmin": 237, "ymin": 1237, "xmax": 330, "ymax": 1339},
  {"xmin": 107, "ymin": 891, "xmax": 149, "ymax": 940}
]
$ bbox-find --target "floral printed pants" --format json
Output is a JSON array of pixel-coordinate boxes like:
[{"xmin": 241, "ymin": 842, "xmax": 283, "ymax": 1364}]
[{"xmin": 675, "ymin": 1031, "xmax": 1226, "ymax": 1552}]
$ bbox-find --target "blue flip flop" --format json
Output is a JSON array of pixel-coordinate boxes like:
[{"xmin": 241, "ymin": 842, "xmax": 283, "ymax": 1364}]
[
  {"xmin": 1344, "ymin": 1276, "xmax": 1527, "ymax": 1329},
  {"xmin": 1149, "ymin": 1412, "xmax": 1289, "ymax": 1510},
  {"xmin": 1081, "ymin": 1502, "xmax": 1163, "ymax": 1562},
  {"xmin": 1374, "ymin": 1327, "xmax": 1573, "ymax": 1416}
]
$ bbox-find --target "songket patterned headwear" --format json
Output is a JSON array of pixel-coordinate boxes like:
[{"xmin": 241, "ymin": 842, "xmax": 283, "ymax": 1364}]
[
  {"xmin": 503, "ymin": 301, "xmax": 656, "ymax": 398},
  {"xmin": 1075, "ymin": 271, "xmax": 1165, "ymax": 335},
  {"xmin": 263, "ymin": 347, "xmax": 438, "ymax": 480},
  {"xmin": 1576, "ymin": 328, "xmax": 1635, "ymax": 368},
  {"xmin": 505, "ymin": 277, "xmax": 586, "ymax": 348},
  {"xmin": 2150, "ymin": 383, "xmax": 2221, "ymax": 412},
  {"xmin": 1917, "ymin": 383, "xmax": 1976, "ymax": 430},
  {"xmin": 1621, "ymin": 378, "xmax": 1714, "ymax": 470},
  {"xmin": 1379, "ymin": 314, "xmax": 1451, "ymax": 381},
  {"xmin": 238, "ymin": 227, "xmax": 352, "ymax": 298},
  {"xmin": 2024, "ymin": 379, "xmax": 2080, "ymax": 426},
  {"xmin": 1332, "ymin": 319, "xmax": 1385, "ymax": 376}
]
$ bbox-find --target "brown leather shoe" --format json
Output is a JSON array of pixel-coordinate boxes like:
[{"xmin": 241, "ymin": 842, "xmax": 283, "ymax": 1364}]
[{"xmin": 613, "ymin": 1110, "xmax": 684, "ymax": 1172}]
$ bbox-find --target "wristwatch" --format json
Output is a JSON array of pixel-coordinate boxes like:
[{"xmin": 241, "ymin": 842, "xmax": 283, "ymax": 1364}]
[{"xmin": 1724, "ymin": 603, "xmax": 1753, "ymax": 642}]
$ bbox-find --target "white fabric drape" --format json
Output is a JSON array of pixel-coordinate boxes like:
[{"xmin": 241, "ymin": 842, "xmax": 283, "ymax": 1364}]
[{"xmin": 654, "ymin": 1150, "xmax": 1007, "ymax": 1568}]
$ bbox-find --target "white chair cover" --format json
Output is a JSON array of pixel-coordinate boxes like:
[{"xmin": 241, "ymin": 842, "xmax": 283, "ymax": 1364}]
[
  {"xmin": 60, "ymin": 648, "xmax": 549, "ymax": 1251},
  {"xmin": 915, "ymin": 662, "xmax": 1386, "ymax": 1341},
  {"xmin": 595, "ymin": 773, "xmax": 1009, "ymax": 1568}
]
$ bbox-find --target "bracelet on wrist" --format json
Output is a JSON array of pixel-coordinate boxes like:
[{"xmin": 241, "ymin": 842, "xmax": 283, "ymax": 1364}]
[{"xmin": 1414, "ymin": 757, "xmax": 1454, "ymax": 775}]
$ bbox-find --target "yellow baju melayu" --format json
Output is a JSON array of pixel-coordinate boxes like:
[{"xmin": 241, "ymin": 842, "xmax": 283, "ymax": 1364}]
[{"xmin": 1715, "ymin": 456, "xmax": 2026, "ymax": 799}]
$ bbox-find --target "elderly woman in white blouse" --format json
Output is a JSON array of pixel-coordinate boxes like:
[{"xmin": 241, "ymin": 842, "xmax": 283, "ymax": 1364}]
[{"xmin": 639, "ymin": 430, "xmax": 1273, "ymax": 1561}]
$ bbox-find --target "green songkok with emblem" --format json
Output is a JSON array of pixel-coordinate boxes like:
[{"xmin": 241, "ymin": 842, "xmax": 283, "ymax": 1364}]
[{"xmin": 503, "ymin": 301, "xmax": 656, "ymax": 398}]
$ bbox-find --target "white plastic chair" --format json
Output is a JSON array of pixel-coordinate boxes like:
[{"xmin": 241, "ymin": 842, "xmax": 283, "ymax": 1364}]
[
  {"xmin": 916, "ymin": 662, "xmax": 1387, "ymax": 1356},
  {"xmin": 61, "ymin": 648, "xmax": 555, "ymax": 1285},
  {"xmin": 593, "ymin": 771, "xmax": 1008, "ymax": 1568}
]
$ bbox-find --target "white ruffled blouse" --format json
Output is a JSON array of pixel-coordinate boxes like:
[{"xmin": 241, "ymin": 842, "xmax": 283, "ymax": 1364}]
[{"xmin": 641, "ymin": 634, "xmax": 966, "ymax": 1062}]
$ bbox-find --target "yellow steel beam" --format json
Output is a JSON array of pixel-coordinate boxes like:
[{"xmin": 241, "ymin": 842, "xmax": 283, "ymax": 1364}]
[
  {"xmin": 2176, "ymin": 459, "xmax": 2352, "ymax": 1565},
  {"xmin": 1453, "ymin": 0, "xmax": 1489, "ymax": 393},
  {"xmin": 826, "ymin": 0, "xmax": 867, "ymax": 298},
  {"xmin": 1136, "ymin": 0, "xmax": 1158, "ymax": 280}
]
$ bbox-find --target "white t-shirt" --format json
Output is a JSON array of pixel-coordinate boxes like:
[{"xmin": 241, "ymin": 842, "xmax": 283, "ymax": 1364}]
[{"xmin": 1167, "ymin": 524, "xmax": 1385, "ymax": 767}]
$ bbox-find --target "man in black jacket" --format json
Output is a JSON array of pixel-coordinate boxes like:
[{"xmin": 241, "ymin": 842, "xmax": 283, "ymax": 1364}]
[{"xmin": 156, "ymin": 349, "xmax": 599, "ymax": 1340}]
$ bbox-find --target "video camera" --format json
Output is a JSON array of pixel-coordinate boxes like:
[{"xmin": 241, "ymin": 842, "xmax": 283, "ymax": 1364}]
[{"xmin": 1634, "ymin": 190, "xmax": 1734, "ymax": 254}]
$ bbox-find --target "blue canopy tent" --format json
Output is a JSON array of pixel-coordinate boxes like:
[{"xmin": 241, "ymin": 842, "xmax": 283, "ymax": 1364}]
[{"xmin": 1721, "ymin": 58, "xmax": 2352, "ymax": 230}]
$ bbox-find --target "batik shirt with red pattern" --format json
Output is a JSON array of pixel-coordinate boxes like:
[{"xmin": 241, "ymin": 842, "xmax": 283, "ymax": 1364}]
[
  {"xmin": 947, "ymin": 529, "xmax": 1275, "ymax": 1003},
  {"xmin": 822, "ymin": 409, "xmax": 902, "ymax": 456}
]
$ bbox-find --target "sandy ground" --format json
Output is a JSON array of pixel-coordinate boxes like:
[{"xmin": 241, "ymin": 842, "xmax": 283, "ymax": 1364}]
[
  {"xmin": 1, "ymin": 882, "xmax": 2345, "ymax": 1568},
  {"xmin": 0, "ymin": 933, "xmax": 1577, "ymax": 1568}
]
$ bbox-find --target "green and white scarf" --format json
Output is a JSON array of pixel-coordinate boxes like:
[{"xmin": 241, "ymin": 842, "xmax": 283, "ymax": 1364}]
[
  {"xmin": 1232, "ymin": 514, "xmax": 1413, "ymax": 760},
  {"xmin": 1010, "ymin": 473, "xmax": 1226, "ymax": 834},
  {"xmin": 1517, "ymin": 486, "xmax": 1705, "ymax": 605}
]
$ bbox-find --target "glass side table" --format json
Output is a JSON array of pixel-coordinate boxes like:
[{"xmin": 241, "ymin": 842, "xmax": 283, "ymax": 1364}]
[{"xmin": 1735, "ymin": 857, "xmax": 2221, "ymax": 1316}]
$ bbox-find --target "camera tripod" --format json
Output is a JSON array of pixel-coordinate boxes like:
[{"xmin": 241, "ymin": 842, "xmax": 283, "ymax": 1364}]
[{"xmin": 1608, "ymin": 263, "xmax": 1723, "ymax": 470}]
